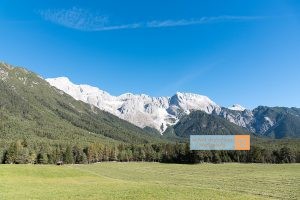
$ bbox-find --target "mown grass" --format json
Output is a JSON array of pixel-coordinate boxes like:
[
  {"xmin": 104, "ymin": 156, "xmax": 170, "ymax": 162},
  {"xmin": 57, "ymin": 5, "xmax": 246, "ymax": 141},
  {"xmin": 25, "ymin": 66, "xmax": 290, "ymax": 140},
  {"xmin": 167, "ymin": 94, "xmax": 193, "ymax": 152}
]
[{"xmin": 0, "ymin": 163, "xmax": 299, "ymax": 200}]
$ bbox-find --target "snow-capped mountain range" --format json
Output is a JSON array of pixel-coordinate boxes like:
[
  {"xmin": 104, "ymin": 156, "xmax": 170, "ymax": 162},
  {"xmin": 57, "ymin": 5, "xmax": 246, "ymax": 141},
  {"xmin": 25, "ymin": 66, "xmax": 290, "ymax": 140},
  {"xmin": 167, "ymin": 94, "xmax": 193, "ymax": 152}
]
[
  {"xmin": 46, "ymin": 77, "xmax": 228, "ymax": 133},
  {"xmin": 46, "ymin": 77, "xmax": 300, "ymax": 139},
  {"xmin": 1, "ymin": 62, "xmax": 298, "ymax": 139}
]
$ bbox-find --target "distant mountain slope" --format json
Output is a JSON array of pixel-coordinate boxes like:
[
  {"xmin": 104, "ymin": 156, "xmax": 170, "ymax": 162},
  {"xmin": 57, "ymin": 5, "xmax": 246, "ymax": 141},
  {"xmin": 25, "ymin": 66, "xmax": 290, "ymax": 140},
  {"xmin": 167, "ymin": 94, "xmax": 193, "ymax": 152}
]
[
  {"xmin": 220, "ymin": 106, "xmax": 300, "ymax": 139},
  {"xmin": 219, "ymin": 108, "xmax": 254, "ymax": 131},
  {"xmin": 0, "ymin": 63, "xmax": 164, "ymax": 148},
  {"xmin": 164, "ymin": 111, "xmax": 250, "ymax": 138},
  {"xmin": 252, "ymin": 106, "xmax": 300, "ymax": 138}
]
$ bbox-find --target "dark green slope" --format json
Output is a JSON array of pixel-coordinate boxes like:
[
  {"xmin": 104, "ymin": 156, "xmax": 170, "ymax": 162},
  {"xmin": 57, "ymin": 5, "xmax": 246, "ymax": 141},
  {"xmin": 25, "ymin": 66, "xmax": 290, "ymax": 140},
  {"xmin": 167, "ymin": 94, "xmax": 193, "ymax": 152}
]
[
  {"xmin": 0, "ymin": 63, "xmax": 164, "ymax": 148},
  {"xmin": 252, "ymin": 106, "xmax": 300, "ymax": 138},
  {"xmin": 266, "ymin": 114, "xmax": 300, "ymax": 138},
  {"xmin": 164, "ymin": 110, "xmax": 250, "ymax": 139}
]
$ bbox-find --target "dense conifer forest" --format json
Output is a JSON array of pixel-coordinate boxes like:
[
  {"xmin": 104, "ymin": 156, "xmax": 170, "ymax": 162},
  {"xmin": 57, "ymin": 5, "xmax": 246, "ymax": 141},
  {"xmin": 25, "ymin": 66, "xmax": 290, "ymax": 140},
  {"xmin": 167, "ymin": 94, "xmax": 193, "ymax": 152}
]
[{"xmin": 1, "ymin": 139, "xmax": 299, "ymax": 164}]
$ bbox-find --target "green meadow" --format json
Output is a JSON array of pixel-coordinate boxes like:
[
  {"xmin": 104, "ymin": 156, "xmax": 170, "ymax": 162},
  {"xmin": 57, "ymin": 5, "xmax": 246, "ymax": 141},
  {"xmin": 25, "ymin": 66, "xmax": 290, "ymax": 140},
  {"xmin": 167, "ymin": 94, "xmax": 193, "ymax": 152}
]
[{"xmin": 0, "ymin": 163, "xmax": 299, "ymax": 200}]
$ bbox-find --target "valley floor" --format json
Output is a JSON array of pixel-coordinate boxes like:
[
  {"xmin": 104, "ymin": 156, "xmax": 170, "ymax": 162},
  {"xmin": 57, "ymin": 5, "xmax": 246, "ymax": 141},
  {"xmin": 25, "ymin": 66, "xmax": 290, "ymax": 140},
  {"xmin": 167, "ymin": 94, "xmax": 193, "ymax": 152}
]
[{"xmin": 0, "ymin": 163, "xmax": 299, "ymax": 200}]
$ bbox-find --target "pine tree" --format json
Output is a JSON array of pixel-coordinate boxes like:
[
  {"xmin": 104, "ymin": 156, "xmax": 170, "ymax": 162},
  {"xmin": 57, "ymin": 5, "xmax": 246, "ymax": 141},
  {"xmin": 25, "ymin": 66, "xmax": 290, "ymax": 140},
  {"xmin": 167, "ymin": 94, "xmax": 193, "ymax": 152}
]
[
  {"xmin": 280, "ymin": 147, "xmax": 296, "ymax": 163},
  {"xmin": 212, "ymin": 152, "xmax": 221, "ymax": 164},
  {"xmin": 110, "ymin": 146, "xmax": 118, "ymax": 161},
  {"xmin": 118, "ymin": 150, "xmax": 127, "ymax": 162},
  {"xmin": 81, "ymin": 152, "xmax": 88, "ymax": 164},
  {"xmin": 37, "ymin": 153, "xmax": 48, "ymax": 164},
  {"xmin": 102, "ymin": 145, "xmax": 110, "ymax": 161},
  {"xmin": 64, "ymin": 146, "xmax": 74, "ymax": 164},
  {"xmin": 28, "ymin": 151, "xmax": 37, "ymax": 164}
]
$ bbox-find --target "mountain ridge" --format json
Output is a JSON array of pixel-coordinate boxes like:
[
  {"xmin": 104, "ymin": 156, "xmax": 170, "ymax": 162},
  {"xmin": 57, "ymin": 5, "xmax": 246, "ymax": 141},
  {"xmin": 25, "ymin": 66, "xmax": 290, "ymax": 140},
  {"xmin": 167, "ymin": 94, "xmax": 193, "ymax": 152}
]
[
  {"xmin": 46, "ymin": 77, "xmax": 221, "ymax": 133},
  {"xmin": 46, "ymin": 76, "xmax": 300, "ymax": 139}
]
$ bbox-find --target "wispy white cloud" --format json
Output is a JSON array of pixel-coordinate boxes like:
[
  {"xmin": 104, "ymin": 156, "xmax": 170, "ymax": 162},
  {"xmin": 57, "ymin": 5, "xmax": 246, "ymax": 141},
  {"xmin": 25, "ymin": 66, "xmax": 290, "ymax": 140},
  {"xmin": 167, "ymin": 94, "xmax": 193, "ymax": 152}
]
[
  {"xmin": 39, "ymin": 7, "xmax": 266, "ymax": 31},
  {"xmin": 39, "ymin": 7, "xmax": 106, "ymax": 31},
  {"xmin": 39, "ymin": 7, "xmax": 141, "ymax": 31},
  {"xmin": 147, "ymin": 16, "xmax": 264, "ymax": 28}
]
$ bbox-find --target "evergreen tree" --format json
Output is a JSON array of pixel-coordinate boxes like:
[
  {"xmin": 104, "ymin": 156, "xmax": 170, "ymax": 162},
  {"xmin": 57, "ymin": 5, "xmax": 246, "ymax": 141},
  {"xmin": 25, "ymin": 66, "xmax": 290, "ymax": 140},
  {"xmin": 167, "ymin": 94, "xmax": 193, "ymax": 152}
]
[
  {"xmin": 81, "ymin": 152, "xmax": 88, "ymax": 164},
  {"xmin": 37, "ymin": 153, "xmax": 48, "ymax": 164},
  {"xmin": 279, "ymin": 147, "xmax": 296, "ymax": 163},
  {"xmin": 118, "ymin": 150, "xmax": 127, "ymax": 162},
  {"xmin": 102, "ymin": 145, "xmax": 110, "ymax": 161},
  {"xmin": 110, "ymin": 146, "xmax": 118, "ymax": 161},
  {"xmin": 250, "ymin": 146, "xmax": 264, "ymax": 163},
  {"xmin": 4, "ymin": 143, "xmax": 17, "ymax": 164},
  {"xmin": 145, "ymin": 145, "xmax": 156, "ymax": 162},
  {"xmin": 212, "ymin": 152, "xmax": 221, "ymax": 164},
  {"xmin": 139, "ymin": 147, "xmax": 146, "ymax": 161},
  {"xmin": 28, "ymin": 151, "xmax": 37, "ymax": 164},
  {"xmin": 64, "ymin": 146, "xmax": 74, "ymax": 164}
]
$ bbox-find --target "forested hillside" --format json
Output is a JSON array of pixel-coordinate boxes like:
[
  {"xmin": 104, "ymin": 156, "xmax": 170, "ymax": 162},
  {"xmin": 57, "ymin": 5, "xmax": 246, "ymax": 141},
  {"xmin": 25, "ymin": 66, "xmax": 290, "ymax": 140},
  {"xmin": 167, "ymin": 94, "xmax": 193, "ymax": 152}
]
[{"xmin": 0, "ymin": 63, "xmax": 165, "ymax": 148}]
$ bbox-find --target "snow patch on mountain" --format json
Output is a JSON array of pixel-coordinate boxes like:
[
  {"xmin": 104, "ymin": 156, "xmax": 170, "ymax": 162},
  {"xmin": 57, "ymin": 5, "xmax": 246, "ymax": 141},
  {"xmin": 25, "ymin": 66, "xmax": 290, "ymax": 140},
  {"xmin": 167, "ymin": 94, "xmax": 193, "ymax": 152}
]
[
  {"xmin": 228, "ymin": 104, "xmax": 246, "ymax": 111},
  {"xmin": 264, "ymin": 116, "xmax": 274, "ymax": 127},
  {"xmin": 0, "ymin": 69, "xmax": 8, "ymax": 81}
]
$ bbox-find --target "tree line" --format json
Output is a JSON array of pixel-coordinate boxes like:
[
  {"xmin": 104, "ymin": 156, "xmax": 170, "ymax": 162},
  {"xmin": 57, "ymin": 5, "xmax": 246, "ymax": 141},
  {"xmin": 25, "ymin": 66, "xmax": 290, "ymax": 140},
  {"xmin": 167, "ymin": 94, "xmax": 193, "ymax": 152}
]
[{"xmin": 1, "ymin": 140, "xmax": 299, "ymax": 164}]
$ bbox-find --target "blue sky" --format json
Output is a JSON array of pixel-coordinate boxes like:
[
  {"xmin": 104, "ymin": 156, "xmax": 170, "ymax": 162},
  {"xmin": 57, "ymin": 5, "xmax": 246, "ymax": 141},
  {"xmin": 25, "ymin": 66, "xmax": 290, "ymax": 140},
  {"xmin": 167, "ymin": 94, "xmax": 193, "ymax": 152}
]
[{"xmin": 0, "ymin": 0, "xmax": 299, "ymax": 108}]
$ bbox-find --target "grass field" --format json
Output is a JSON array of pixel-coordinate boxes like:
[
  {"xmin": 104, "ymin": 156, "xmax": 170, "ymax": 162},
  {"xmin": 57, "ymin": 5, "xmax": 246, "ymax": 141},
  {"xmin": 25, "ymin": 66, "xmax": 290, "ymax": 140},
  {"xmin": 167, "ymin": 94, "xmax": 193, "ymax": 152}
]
[{"xmin": 0, "ymin": 163, "xmax": 299, "ymax": 200}]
